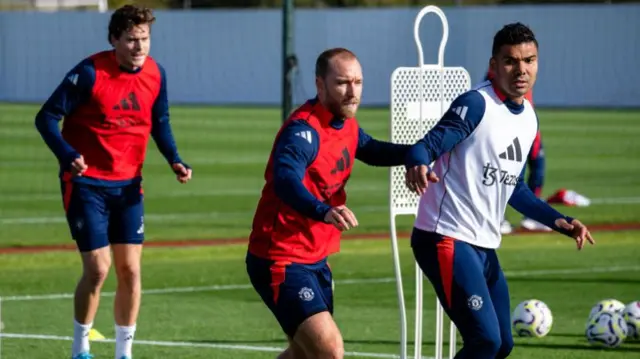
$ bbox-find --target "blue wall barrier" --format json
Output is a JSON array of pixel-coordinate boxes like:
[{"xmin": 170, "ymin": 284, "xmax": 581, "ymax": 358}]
[{"xmin": 0, "ymin": 4, "xmax": 638, "ymax": 107}]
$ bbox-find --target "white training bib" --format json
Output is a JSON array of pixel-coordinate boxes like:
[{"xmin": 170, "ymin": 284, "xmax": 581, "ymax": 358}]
[{"xmin": 415, "ymin": 82, "xmax": 538, "ymax": 249}]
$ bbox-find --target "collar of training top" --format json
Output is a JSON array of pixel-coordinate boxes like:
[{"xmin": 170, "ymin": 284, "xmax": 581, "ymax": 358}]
[
  {"xmin": 491, "ymin": 80, "xmax": 525, "ymax": 114},
  {"xmin": 309, "ymin": 96, "xmax": 350, "ymax": 129},
  {"xmin": 108, "ymin": 50, "xmax": 143, "ymax": 74}
]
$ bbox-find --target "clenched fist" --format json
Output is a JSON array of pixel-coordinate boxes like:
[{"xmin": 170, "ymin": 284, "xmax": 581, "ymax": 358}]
[
  {"xmin": 405, "ymin": 165, "xmax": 439, "ymax": 195},
  {"xmin": 70, "ymin": 155, "xmax": 88, "ymax": 177},
  {"xmin": 324, "ymin": 205, "xmax": 358, "ymax": 231},
  {"xmin": 172, "ymin": 162, "xmax": 192, "ymax": 184}
]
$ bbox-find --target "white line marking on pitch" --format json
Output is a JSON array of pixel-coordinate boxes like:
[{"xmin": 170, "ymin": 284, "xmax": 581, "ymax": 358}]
[
  {"xmin": 590, "ymin": 196, "xmax": 640, "ymax": 204},
  {"xmin": 1, "ymin": 265, "xmax": 639, "ymax": 358},
  {"xmin": 0, "ymin": 205, "xmax": 385, "ymax": 225},
  {"xmin": 0, "ymin": 333, "xmax": 412, "ymax": 359},
  {"xmin": 2, "ymin": 196, "xmax": 640, "ymax": 225},
  {"xmin": 0, "ymin": 184, "xmax": 381, "ymax": 203},
  {"xmin": 1, "ymin": 278, "xmax": 393, "ymax": 302},
  {"xmin": 2, "ymin": 265, "xmax": 638, "ymax": 302}
]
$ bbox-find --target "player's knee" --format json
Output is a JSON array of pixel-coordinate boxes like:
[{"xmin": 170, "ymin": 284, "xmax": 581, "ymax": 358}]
[
  {"xmin": 466, "ymin": 331, "xmax": 501, "ymax": 358},
  {"xmin": 82, "ymin": 265, "xmax": 109, "ymax": 289},
  {"xmin": 302, "ymin": 331, "xmax": 343, "ymax": 359},
  {"xmin": 295, "ymin": 313, "xmax": 344, "ymax": 359},
  {"xmin": 112, "ymin": 244, "xmax": 142, "ymax": 287},
  {"xmin": 277, "ymin": 339, "xmax": 308, "ymax": 359},
  {"xmin": 114, "ymin": 261, "xmax": 141, "ymax": 286},
  {"xmin": 81, "ymin": 250, "xmax": 111, "ymax": 288},
  {"xmin": 317, "ymin": 338, "xmax": 344, "ymax": 359},
  {"xmin": 496, "ymin": 335, "xmax": 514, "ymax": 358},
  {"xmin": 483, "ymin": 337, "xmax": 501, "ymax": 357},
  {"xmin": 328, "ymin": 337, "xmax": 345, "ymax": 359}
]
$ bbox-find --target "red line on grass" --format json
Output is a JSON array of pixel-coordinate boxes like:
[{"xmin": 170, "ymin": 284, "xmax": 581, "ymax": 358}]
[{"xmin": 1, "ymin": 222, "xmax": 640, "ymax": 255}]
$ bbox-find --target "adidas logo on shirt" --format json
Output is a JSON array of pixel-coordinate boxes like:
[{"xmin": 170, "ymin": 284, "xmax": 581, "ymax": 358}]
[
  {"xmin": 450, "ymin": 106, "xmax": 468, "ymax": 120},
  {"xmin": 112, "ymin": 92, "xmax": 141, "ymax": 111},
  {"xmin": 499, "ymin": 137, "xmax": 523, "ymax": 162},
  {"xmin": 294, "ymin": 131, "xmax": 313, "ymax": 144}
]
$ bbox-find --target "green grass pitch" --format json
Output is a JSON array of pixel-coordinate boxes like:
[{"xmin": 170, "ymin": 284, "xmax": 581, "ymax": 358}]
[{"xmin": 0, "ymin": 103, "xmax": 639, "ymax": 358}]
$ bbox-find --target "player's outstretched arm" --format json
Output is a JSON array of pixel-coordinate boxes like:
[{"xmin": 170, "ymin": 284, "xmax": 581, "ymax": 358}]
[
  {"xmin": 355, "ymin": 128, "xmax": 410, "ymax": 166},
  {"xmin": 272, "ymin": 121, "xmax": 357, "ymax": 230},
  {"xmin": 404, "ymin": 90, "xmax": 485, "ymax": 195},
  {"xmin": 151, "ymin": 64, "xmax": 191, "ymax": 183},
  {"xmin": 34, "ymin": 58, "xmax": 94, "ymax": 172},
  {"xmin": 508, "ymin": 170, "xmax": 595, "ymax": 249}
]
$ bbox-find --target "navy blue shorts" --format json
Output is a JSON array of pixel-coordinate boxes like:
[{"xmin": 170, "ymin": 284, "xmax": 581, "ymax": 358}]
[
  {"xmin": 61, "ymin": 180, "xmax": 145, "ymax": 252},
  {"xmin": 245, "ymin": 252, "xmax": 334, "ymax": 338},
  {"xmin": 411, "ymin": 228, "xmax": 513, "ymax": 359}
]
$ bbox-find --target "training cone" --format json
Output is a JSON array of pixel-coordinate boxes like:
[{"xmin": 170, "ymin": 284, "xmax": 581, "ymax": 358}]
[{"xmin": 88, "ymin": 328, "xmax": 106, "ymax": 341}]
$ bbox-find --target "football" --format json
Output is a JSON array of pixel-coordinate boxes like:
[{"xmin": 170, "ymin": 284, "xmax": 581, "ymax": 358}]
[
  {"xmin": 622, "ymin": 301, "xmax": 640, "ymax": 341},
  {"xmin": 512, "ymin": 299, "xmax": 553, "ymax": 338},
  {"xmin": 585, "ymin": 311, "xmax": 628, "ymax": 348},
  {"xmin": 588, "ymin": 299, "xmax": 626, "ymax": 320}
]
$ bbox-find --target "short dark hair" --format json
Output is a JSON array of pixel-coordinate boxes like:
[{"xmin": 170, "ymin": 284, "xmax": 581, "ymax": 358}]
[
  {"xmin": 108, "ymin": 5, "xmax": 156, "ymax": 43},
  {"xmin": 315, "ymin": 48, "xmax": 357, "ymax": 79},
  {"xmin": 492, "ymin": 22, "xmax": 538, "ymax": 56}
]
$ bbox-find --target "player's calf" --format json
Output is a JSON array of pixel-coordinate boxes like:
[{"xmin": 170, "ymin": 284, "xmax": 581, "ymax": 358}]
[
  {"xmin": 112, "ymin": 243, "xmax": 143, "ymax": 359},
  {"xmin": 76, "ymin": 247, "xmax": 111, "ymax": 322},
  {"xmin": 73, "ymin": 247, "xmax": 111, "ymax": 357},
  {"xmin": 112, "ymin": 244, "xmax": 142, "ymax": 325}
]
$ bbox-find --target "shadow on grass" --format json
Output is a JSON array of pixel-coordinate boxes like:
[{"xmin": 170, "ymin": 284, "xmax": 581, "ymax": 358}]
[
  {"xmin": 515, "ymin": 332, "xmax": 640, "ymax": 352},
  {"xmin": 191, "ymin": 334, "xmax": 640, "ymax": 353},
  {"xmin": 507, "ymin": 277, "xmax": 640, "ymax": 285},
  {"xmin": 190, "ymin": 337, "xmax": 451, "ymax": 346},
  {"xmin": 547, "ymin": 333, "xmax": 586, "ymax": 339},
  {"xmin": 516, "ymin": 342, "xmax": 640, "ymax": 353}
]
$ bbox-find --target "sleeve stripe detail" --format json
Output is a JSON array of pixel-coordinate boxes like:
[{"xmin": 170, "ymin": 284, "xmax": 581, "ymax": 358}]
[{"xmin": 294, "ymin": 130, "xmax": 313, "ymax": 144}]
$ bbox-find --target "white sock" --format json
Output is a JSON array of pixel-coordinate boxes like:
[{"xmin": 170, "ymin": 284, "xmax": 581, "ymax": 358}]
[
  {"xmin": 115, "ymin": 324, "xmax": 136, "ymax": 359},
  {"xmin": 72, "ymin": 319, "xmax": 92, "ymax": 357}
]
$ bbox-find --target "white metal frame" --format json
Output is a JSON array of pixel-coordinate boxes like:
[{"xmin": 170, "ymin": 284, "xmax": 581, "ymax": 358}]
[{"xmin": 389, "ymin": 5, "xmax": 471, "ymax": 359}]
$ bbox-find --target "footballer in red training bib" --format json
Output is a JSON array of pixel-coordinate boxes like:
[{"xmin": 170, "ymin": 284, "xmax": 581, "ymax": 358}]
[
  {"xmin": 61, "ymin": 51, "xmax": 161, "ymax": 181},
  {"xmin": 249, "ymin": 99, "xmax": 359, "ymax": 264}
]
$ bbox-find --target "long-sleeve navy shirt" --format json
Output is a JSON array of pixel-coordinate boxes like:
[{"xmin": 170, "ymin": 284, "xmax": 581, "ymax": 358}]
[
  {"xmin": 273, "ymin": 119, "xmax": 411, "ymax": 222},
  {"xmin": 405, "ymin": 90, "xmax": 574, "ymax": 236},
  {"xmin": 35, "ymin": 58, "xmax": 182, "ymax": 187}
]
